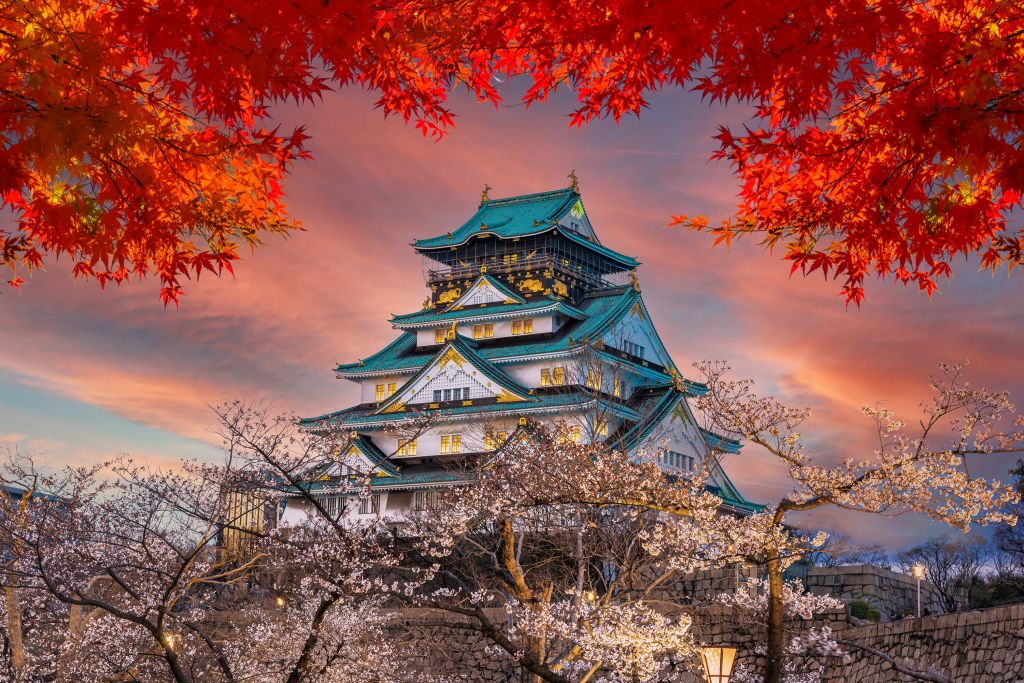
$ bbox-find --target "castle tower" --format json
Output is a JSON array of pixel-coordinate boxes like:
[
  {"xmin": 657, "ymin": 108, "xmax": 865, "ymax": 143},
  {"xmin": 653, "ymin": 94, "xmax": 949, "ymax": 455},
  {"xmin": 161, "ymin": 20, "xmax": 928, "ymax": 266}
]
[{"xmin": 284, "ymin": 186, "xmax": 758, "ymax": 523}]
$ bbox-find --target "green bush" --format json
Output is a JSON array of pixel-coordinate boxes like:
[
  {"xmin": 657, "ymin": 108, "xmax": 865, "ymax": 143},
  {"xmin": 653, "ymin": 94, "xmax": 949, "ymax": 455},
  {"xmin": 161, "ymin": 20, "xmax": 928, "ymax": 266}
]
[{"xmin": 848, "ymin": 600, "xmax": 881, "ymax": 622}]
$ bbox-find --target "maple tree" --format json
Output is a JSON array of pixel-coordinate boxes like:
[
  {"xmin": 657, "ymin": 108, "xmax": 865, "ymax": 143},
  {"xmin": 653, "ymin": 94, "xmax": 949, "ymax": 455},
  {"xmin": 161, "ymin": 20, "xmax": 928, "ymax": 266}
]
[{"xmin": 3, "ymin": 0, "xmax": 1021, "ymax": 303}]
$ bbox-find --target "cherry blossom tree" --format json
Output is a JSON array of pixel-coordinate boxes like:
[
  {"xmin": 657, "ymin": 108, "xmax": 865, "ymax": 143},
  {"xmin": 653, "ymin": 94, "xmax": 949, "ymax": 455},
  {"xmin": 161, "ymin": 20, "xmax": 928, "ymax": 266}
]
[{"xmin": 690, "ymin": 361, "xmax": 1023, "ymax": 683}]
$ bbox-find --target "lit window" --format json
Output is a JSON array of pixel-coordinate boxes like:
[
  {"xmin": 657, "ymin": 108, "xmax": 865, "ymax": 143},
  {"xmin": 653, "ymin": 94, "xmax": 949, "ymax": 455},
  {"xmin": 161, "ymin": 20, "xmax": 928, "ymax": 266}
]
[
  {"xmin": 540, "ymin": 368, "xmax": 552, "ymax": 386},
  {"xmin": 375, "ymin": 384, "xmax": 386, "ymax": 402},
  {"xmin": 388, "ymin": 382, "xmax": 397, "ymax": 397},
  {"xmin": 586, "ymin": 369, "xmax": 602, "ymax": 390},
  {"xmin": 486, "ymin": 431, "xmax": 507, "ymax": 450},
  {"xmin": 440, "ymin": 434, "xmax": 462, "ymax": 454},
  {"xmin": 358, "ymin": 494, "xmax": 381, "ymax": 515},
  {"xmin": 435, "ymin": 328, "xmax": 446, "ymax": 344},
  {"xmin": 613, "ymin": 378, "xmax": 621, "ymax": 397},
  {"xmin": 512, "ymin": 320, "xmax": 522, "ymax": 335},
  {"xmin": 553, "ymin": 367, "xmax": 565, "ymax": 385},
  {"xmin": 484, "ymin": 323, "xmax": 494, "ymax": 338},
  {"xmin": 473, "ymin": 324, "xmax": 484, "ymax": 339},
  {"xmin": 595, "ymin": 420, "xmax": 609, "ymax": 437},
  {"xmin": 397, "ymin": 439, "xmax": 417, "ymax": 457},
  {"xmin": 569, "ymin": 424, "xmax": 581, "ymax": 443},
  {"xmin": 523, "ymin": 318, "xmax": 533, "ymax": 334}
]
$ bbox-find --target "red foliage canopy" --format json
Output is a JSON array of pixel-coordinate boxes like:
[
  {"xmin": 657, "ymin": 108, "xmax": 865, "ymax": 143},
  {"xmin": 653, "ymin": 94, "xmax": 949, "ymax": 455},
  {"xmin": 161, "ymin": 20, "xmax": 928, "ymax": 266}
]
[{"xmin": 3, "ymin": 0, "xmax": 1022, "ymax": 303}]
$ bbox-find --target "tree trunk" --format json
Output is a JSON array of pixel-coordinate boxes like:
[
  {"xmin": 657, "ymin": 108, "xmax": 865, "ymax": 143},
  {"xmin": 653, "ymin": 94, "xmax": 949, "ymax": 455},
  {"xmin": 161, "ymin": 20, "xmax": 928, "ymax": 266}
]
[
  {"xmin": 764, "ymin": 552, "xmax": 785, "ymax": 683},
  {"xmin": 3, "ymin": 585, "xmax": 25, "ymax": 672}
]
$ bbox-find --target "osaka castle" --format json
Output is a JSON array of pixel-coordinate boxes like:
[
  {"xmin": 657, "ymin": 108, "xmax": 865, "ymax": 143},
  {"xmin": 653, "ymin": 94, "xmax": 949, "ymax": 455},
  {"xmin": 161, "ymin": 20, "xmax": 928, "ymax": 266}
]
[{"xmin": 284, "ymin": 183, "xmax": 758, "ymax": 524}]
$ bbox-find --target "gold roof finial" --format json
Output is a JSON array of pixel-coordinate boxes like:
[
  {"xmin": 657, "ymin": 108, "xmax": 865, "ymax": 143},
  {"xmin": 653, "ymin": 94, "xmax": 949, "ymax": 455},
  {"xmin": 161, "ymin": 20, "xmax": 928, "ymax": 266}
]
[
  {"xmin": 480, "ymin": 183, "xmax": 492, "ymax": 205},
  {"xmin": 422, "ymin": 295, "xmax": 431, "ymax": 309},
  {"xmin": 629, "ymin": 271, "xmax": 640, "ymax": 291},
  {"xmin": 568, "ymin": 169, "xmax": 580, "ymax": 193}
]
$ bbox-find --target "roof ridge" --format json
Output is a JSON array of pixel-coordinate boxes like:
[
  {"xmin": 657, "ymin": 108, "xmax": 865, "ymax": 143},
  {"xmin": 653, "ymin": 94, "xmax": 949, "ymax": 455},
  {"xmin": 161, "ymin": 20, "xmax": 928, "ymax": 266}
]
[{"xmin": 484, "ymin": 187, "xmax": 575, "ymax": 206}]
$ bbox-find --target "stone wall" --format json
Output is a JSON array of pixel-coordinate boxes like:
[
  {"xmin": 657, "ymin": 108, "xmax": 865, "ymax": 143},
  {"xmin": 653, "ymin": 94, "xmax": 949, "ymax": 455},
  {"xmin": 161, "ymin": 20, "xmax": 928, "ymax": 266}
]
[
  {"xmin": 825, "ymin": 604, "xmax": 1024, "ymax": 682},
  {"xmin": 386, "ymin": 604, "xmax": 1024, "ymax": 682},
  {"xmin": 803, "ymin": 565, "xmax": 947, "ymax": 621}
]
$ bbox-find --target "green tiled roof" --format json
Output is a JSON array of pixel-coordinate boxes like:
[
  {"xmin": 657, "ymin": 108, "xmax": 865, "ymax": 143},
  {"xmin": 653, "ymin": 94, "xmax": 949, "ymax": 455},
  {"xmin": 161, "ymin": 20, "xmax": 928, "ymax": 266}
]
[
  {"xmin": 301, "ymin": 389, "xmax": 603, "ymax": 430},
  {"xmin": 373, "ymin": 334, "xmax": 536, "ymax": 414},
  {"xmin": 412, "ymin": 188, "xmax": 639, "ymax": 270},
  {"xmin": 700, "ymin": 428, "xmax": 742, "ymax": 454},
  {"xmin": 349, "ymin": 434, "xmax": 400, "ymax": 475},
  {"xmin": 337, "ymin": 287, "xmax": 647, "ymax": 377},
  {"xmin": 287, "ymin": 467, "xmax": 471, "ymax": 494},
  {"xmin": 611, "ymin": 385, "xmax": 682, "ymax": 453},
  {"xmin": 413, "ymin": 188, "xmax": 578, "ymax": 248},
  {"xmin": 706, "ymin": 483, "xmax": 765, "ymax": 514},
  {"xmin": 390, "ymin": 297, "xmax": 586, "ymax": 329}
]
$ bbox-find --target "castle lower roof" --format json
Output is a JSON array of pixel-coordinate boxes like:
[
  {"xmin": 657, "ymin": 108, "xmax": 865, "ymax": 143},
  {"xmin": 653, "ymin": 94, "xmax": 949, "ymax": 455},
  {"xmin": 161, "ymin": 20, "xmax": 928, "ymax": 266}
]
[{"xmin": 339, "ymin": 286, "xmax": 652, "ymax": 378}]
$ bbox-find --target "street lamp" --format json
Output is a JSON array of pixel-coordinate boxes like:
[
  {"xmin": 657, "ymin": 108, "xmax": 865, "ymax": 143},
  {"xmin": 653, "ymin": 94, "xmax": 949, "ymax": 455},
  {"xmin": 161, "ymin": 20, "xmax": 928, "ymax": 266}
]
[
  {"xmin": 911, "ymin": 564, "xmax": 925, "ymax": 618},
  {"xmin": 700, "ymin": 646, "xmax": 737, "ymax": 683}
]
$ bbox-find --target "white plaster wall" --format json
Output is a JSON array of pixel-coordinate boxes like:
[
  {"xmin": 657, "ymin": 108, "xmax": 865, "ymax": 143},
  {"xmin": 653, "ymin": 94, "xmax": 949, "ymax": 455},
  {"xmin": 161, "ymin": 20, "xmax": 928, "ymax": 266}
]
[
  {"xmin": 359, "ymin": 375, "xmax": 411, "ymax": 403},
  {"xmin": 414, "ymin": 314, "xmax": 556, "ymax": 348}
]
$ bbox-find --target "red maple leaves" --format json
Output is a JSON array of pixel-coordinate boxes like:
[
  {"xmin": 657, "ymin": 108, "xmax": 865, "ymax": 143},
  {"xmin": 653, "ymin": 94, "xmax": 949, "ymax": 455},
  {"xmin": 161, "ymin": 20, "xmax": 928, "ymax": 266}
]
[{"xmin": 3, "ymin": 0, "xmax": 1022, "ymax": 304}]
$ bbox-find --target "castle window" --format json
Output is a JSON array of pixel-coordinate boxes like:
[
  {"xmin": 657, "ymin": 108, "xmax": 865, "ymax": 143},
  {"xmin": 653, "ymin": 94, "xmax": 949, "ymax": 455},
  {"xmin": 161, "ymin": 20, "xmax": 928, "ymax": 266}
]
[
  {"xmin": 485, "ymin": 431, "xmax": 508, "ymax": 450},
  {"xmin": 569, "ymin": 424, "xmax": 581, "ymax": 443},
  {"xmin": 585, "ymin": 369, "xmax": 602, "ymax": 390},
  {"xmin": 357, "ymin": 494, "xmax": 381, "ymax": 515},
  {"xmin": 473, "ymin": 324, "xmax": 484, "ymax": 339},
  {"xmin": 595, "ymin": 420, "xmax": 609, "ymax": 437},
  {"xmin": 435, "ymin": 328, "xmax": 446, "ymax": 344},
  {"xmin": 484, "ymin": 323, "xmax": 494, "ymax": 338},
  {"xmin": 443, "ymin": 389, "xmax": 452, "ymax": 402},
  {"xmin": 397, "ymin": 439, "xmax": 417, "ymax": 457},
  {"xmin": 320, "ymin": 495, "xmax": 345, "ymax": 518},
  {"xmin": 433, "ymin": 390, "xmax": 442, "ymax": 402},
  {"xmin": 512, "ymin": 318, "xmax": 534, "ymax": 335},
  {"xmin": 440, "ymin": 434, "xmax": 462, "ymax": 454},
  {"xmin": 388, "ymin": 382, "xmax": 397, "ymax": 397},
  {"xmin": 660, "ymin": 450, "xmax": 694, "ymax": 473},
  {"xmin": 552, "ymin": 367, "xmax": 565, "ymax": 385},
  {"xmin": 613, "ymin": 378, "xmax": 621, "ymax": 397},
  {"xmin": 623, "ymin": 341, "xmax": 646, "ymax": 359},
  {"xmin": 413, "ymin": 490, "xmax": 440, "ymax": 511},
  {"xmin": 463, "ymin": 386, "xmax": 471, "ymax": 399},
  {"xmin": 375, "ymin": 384, "xmax": 386, "ymax": 402},
  {"xmin": 541, "ymin": 368, "xmax": 552, "ymax": 387}
]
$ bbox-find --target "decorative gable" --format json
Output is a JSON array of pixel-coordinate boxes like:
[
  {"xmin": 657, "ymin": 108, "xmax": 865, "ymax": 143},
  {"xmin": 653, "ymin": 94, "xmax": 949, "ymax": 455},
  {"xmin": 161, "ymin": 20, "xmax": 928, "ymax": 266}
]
[
  {"xmin": 606, "ymin": 298, "xmax": 673, "ymax": 368},
  {"xmin": 374, "ymin": 338, "xmax": 534, "ymax": 414},
  {"xmin": 447, "ymin": 275, "xmax": 524, "ymax": 310},
  {"xmin": 316, "ymin": 438, "xmax": 399, "ymax": 478},
  {"xmin": 558, "ymin": 197, "xmax": 598, "ymax": 241}
]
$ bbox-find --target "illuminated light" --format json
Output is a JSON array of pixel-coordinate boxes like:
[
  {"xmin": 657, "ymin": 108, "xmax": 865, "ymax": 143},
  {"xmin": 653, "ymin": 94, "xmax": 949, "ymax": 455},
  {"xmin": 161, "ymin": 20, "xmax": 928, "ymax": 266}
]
[{"xmin": 699, "ymin": 646, "xmax": 737, "ymax": 683}]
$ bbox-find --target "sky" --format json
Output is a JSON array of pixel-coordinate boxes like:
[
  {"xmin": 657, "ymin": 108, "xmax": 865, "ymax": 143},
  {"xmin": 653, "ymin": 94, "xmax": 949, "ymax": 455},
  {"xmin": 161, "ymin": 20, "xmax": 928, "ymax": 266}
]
[{"xmin": 1, "ymin": 84, "xmax": 1022, "ymax": 550}]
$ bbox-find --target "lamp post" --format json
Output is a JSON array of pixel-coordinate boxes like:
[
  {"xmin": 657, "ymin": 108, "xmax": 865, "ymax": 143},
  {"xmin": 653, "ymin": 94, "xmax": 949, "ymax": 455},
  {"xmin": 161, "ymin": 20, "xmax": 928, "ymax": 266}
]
[
  {"xmin": 699, "ymin": 646, "xmax": 737, "ymax": 683},
  {"xmin": 911, "ymin": 563, "xmax": 925, "ymax": 618}
]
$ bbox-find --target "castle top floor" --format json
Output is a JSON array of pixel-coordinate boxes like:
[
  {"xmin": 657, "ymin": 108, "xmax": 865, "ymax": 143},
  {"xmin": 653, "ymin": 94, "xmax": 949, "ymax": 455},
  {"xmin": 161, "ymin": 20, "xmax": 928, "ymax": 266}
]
[{"xmin": 414, "ymin": 186, "xmax": 639, "ymax": 305}]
